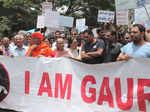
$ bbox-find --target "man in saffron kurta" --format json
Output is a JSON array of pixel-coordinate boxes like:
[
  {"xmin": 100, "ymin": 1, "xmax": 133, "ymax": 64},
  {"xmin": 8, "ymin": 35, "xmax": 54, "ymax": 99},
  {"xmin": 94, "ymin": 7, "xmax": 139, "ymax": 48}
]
[{"xmin": 26, "ymin": 32, "xmax": 53, "ymax": 57}]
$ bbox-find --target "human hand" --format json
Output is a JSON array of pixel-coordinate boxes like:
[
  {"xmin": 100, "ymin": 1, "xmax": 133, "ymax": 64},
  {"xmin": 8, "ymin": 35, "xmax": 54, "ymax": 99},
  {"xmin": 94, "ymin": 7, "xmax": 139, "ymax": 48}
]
[
  {"xmin": 30, "ymin": 44, "xmax": 38, "ymax": 51},
  {"xmin": 117, "ymin": 54, "xmax": 132, "ymax": 61}
]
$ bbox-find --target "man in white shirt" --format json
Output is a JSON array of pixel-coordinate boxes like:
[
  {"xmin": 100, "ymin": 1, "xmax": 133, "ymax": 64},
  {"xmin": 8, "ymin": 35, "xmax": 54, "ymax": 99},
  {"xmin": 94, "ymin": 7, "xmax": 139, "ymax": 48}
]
[{"xmin": 10, "ymin": 34, "xmax": 28, "ymax": 57}]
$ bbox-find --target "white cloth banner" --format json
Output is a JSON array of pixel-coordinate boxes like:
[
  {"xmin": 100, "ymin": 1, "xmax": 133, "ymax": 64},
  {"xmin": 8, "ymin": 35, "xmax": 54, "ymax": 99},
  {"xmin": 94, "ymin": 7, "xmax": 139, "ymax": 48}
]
[
  {"xmin": 0, "ymin": 57, "xmax": 150, "ymax": 112},
  {"xmin": 97, "ymin": 10, "xmax": 115, "ymax": 23}
]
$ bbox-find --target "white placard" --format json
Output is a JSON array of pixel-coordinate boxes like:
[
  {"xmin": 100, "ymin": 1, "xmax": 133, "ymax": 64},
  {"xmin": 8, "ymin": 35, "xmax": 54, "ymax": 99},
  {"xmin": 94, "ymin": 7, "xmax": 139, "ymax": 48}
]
[
  {"xmin": 76, "ymin": 18, "xmax": 88, "ymax": 32},
  {"xmin": 41, "ymin": 2, "xmax": 53, "ymax": 15},
  {"xmin": 59, "ymin": 16, "xmax": 74, "ymax": 27},
  {"xmin": 36, "ymin": 15, "xmax": 44, "ymax": 28},
  {"xmin": 134, "ymin": 4, "xmax": 150, "ymax": 23},
  {"xmin": 97, "ymin": 10, "xmax": 115, "ymax": 23},
  {"xmin": 116, "ymin": 10, "xmax": 129, "ymax": 25},
  {"xmin": 44, "ymin": 11, "xmax": 60, "ymax": 28}
]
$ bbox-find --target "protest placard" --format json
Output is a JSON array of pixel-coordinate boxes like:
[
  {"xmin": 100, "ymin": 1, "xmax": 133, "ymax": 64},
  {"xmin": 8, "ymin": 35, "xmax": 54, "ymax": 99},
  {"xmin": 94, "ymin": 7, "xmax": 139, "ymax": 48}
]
[
  {"xmin": 115, "ymin": 0, "xmax": 150, "ymax": 10},
  {"xmin": 76, "ymin": 18, "xmax": 88, "ymax": 32},
  {"xmin": 36, "ymin": 15, "xmax": 45, "ymax": 28},
  {"xmin": 116, "ymin": 10, "xmax": 129, "ymax": 25},
  {"xmin": 59, "ymin": 16, "xmax": 74, "ymax": 27},
  {"xmin": 134, "ymin": 4, "xmax": 150, "ymax": 23},
  {"xmin": 97, "ymin": 10, "xmax": 115, "ymax": 23},
  {"xmin": 44, "ymin": 11, "xmax": 60, "ymax": 28},
  {"xmin": 41, "ymin": 2, "xmax": 53, "ymax": 15}
]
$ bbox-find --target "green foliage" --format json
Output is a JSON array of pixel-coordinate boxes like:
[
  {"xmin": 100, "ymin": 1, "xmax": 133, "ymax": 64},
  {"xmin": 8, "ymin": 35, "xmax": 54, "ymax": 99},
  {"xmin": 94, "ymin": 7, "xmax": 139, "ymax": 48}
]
[
  {"xmin": 0, "ymin": 0, "xmax": 115, "ymax": 37},
  {"xmin": 0, "ymin": 16, "xmax": 10, "ymax": 38},
  {"xmin": 0, "ymin": 0, "xmax": 41, "ymax": 37}
]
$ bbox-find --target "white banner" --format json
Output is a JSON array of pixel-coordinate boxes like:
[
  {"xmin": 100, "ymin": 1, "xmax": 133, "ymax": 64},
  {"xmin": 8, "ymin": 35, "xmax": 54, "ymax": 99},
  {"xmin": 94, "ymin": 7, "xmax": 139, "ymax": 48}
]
[
  {"xmin": 0, "ymin": 57, "xmax": 150, "ymax": 112},
  {"xmin": 97, "ymin": 10, "xmax": 115, "ymax": 23}
]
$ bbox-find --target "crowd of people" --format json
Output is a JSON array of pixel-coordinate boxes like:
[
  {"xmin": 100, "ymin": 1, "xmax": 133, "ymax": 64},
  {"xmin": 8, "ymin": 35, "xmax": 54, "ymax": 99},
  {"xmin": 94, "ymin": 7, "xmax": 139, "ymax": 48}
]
[{"xmin": 0, "ymin": 23, "xmax": 150, "ymax": 64}]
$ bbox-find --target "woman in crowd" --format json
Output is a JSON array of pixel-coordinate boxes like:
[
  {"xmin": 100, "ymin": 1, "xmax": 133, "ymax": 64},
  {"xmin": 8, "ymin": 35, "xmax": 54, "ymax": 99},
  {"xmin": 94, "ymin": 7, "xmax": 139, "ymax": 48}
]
[{"xmin": 67, "ymin": 38, "xmax": 81, "ymax": 60}]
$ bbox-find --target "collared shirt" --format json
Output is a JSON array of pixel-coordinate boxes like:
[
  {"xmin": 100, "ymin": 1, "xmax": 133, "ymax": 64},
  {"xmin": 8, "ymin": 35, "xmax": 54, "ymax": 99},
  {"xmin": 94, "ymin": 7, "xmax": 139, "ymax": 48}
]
[
  {"xmin": 121, "ymin": 42, "xmax": 150, "ymax": 58},
  {"xmin": 81, "ymin": 39, "xmax": 105, "ymax": 64},
  {"xmin": 10, "ymin": 46, "xmax": 28, "ymax": 56}
]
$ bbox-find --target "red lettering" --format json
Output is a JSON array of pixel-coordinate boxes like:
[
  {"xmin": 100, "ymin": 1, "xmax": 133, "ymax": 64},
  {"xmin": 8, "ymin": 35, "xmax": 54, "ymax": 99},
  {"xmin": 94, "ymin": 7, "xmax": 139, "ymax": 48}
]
[
  {"xmin": 138, "ymin": 79, "xmax": 150, "ymax": 112},
  {"xmin": 81, "ymin": 75, "xmax": 96, "ymax": 103},
  {"xmin": 115, "ymin": 78, "xmax": 133, "ymax": 110},
  {"xmin": 38, "ymin": 72, "xmax": 53, "ymax": 97},
  {"xmin": 25, "ymin": 71, "xmax": 30, "ymax": 94},
  {"xmin": 97, "ymin": 77, "xmax": 114, "ymax": 108},
  {"xmin": 55, "ymin": 73, "xmax": 72, "ymax": 100}
]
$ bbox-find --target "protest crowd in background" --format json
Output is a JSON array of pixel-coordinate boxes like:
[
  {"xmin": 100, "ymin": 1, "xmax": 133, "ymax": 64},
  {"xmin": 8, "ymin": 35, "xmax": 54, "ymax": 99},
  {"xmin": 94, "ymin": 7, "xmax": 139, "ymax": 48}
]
[{"xmin": 0, "ymin": 21, "xmax": 150, "ymax": 64}]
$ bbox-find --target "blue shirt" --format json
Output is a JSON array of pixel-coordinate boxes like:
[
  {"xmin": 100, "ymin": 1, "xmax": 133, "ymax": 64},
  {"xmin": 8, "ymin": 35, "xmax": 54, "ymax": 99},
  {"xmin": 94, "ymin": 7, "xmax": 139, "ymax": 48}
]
[
  {"xmin": 10, "ymin": 46, "xmax": 28, "ymax": 56},
  {"xmin": 121, "ymin": 42, "xmax": 150, "ymax": 58}
]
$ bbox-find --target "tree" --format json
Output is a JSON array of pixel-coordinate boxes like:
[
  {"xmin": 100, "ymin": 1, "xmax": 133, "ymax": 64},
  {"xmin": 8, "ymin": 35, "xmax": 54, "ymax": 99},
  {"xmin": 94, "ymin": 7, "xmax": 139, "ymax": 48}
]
[
  {"xmin": 0, "ymin": 0, "xmax": 41, "ymax": 38},
  {"xmin": 50, "ymin": 0, "xmax": 115, "ymax": 26},
  {"xmin": 0, "ymin": 0, "xmax": 115, "ymax": 38}
]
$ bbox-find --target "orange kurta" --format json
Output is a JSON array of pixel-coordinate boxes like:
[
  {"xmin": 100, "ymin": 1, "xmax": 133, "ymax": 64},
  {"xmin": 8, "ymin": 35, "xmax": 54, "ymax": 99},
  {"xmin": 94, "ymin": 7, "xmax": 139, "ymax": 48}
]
[{"xmin": 26, "ymin": 43, "xmax": 53, "ymax": 57}]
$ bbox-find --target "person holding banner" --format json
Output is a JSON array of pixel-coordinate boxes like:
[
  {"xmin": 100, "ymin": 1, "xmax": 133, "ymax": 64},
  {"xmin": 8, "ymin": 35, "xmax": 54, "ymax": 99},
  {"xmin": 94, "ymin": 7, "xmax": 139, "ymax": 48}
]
[
  {"xmin": 81, "ymin": 29, "xmax": 105, "ymax": 64},
  {"xmin": 10, "ymin": 34, "xmax": 28, "ymax": 57},
  {"xmin": 104, "ymin": 30, "xmax": 122, "ymax": 62},
  {"xmin": 117, "ymin": 24, "xmax": 150, "ymax": 61},
  {"xmin": 53, "ymin": 38, "xmax": 69, "ymax": 58},
  {"xmin": 26, "ymin": 32, "xmax": 53, "ymax": 57}
]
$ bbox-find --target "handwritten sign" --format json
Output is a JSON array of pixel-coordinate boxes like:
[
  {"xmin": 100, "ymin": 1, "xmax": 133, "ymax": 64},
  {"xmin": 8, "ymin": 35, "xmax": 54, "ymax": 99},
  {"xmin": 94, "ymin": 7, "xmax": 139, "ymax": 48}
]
[{"xmin": 97, "ymin": 10, "xmax": 114, "ymax": 23}]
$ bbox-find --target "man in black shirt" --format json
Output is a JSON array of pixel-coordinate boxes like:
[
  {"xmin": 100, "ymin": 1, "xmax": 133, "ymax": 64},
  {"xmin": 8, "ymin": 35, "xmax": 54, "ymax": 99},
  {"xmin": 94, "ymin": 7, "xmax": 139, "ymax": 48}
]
[{"xmin": 81, "ymin": 29, "xmax": 105, "ymax": 64}]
